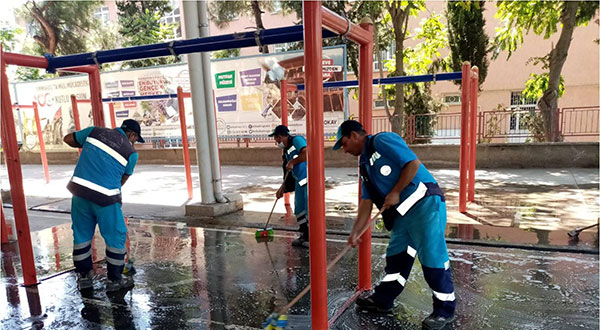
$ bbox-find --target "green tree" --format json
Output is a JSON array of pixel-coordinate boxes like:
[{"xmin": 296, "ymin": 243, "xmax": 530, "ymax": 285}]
[
  {"xmin": 209, "ymin": 1, "xmax": 276, "ymax": 53},
  {"xmin": 18, "ymin": 0, "xmax": 102, "ymax": 55},
  {"xmin": 117, "ymin": 0, "xmax": 179, "ymax": 68},
  {"xmin": 0, "ymin": 26, "xmax": 22, "ymax": 52},
  {"xmin": 385, "ymin": 0, "xmax": 426, "ymax": 134},
  {"xmin": 211, "ymin": 49, "xmax": 241, "ymax": 60},
  {"xmin": 447, "ymin": 0, "xmax": 489, "ymax": 88},
  {"xmin": 492, "ymin": 1, "xmax": 599, "ymax": 142},
  {"xmin": 384, "ymin": 13, "xmax": 448, "ymax": 141}
]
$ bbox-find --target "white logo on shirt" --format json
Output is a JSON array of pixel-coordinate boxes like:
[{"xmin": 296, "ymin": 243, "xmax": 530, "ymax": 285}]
[
  {"xmin": 369, "ymin": 152, "xmax": 381, "ymax": 166},
  {"xmin": 380, "ymin": 165, "xmax": 392, "ymax": 176}
]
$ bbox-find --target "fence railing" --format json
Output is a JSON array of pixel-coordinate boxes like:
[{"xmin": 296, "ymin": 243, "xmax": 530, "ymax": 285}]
[
  {"xmin": 371, "ymin": 106, "xmax": 598, "ymax": 145},
  {"xmin": 142, "ymin": 106, "xmax": 598, "ymax": 148}
]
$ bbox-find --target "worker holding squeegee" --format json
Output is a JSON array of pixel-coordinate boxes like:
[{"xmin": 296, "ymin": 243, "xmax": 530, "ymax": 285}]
[
  {"xmin": 333, "ymin": 120, "xmax": 456, "ymax": 330},
  {"xmin": 268, "ymin": 125, "xmax": 309, "ymax": 248}
]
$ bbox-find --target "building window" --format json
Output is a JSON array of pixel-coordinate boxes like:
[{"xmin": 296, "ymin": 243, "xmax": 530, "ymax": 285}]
[
  {"xmin": 159, "ymin": 0, "xmax": 182, "ymax": 39},
  {"xmin": 443, "ymin": 94, "xmax": 461, "ymax": 105},
  {"xmin": 374, "ymin": 99, "xmax": 394, "ymax": 109},
  {"xmin": 509, "ymin": 91, "xmax": 537, "ymax": 130},
  {"xmin": 373, "ymin": 43, "xmax": 395, "ymax": 71},
  {"xmin": 94, "ymin": 6, "xmax": 110, "ymax": 24}
]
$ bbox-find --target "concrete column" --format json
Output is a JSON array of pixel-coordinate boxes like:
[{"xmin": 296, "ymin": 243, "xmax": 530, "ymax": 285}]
[{"xmin": 183, "ymin": 0, "xmax": 215, "ymax": 204}]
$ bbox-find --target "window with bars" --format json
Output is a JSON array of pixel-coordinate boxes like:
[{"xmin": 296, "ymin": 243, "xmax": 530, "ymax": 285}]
[
  {"xmin": 159, "ymin": 0, "xmax": 182, "ymax": 39},
  {"xmin": 443, "ymin": 94, "xmax": 461, "ymax": 105},
  {"xmin": 374, "ymin": 99, "xmax": 394, "ymax": 109},
  {"xmin": 509, "ymin": 91, "xmax": 537, "ymax": 130},
  {"xmin": 373, "ymin": 44, "xmax": 395, "ymax": 71},
  {"xmin": 94, "ymin": 6, "xmax": 110, "ymax": 24}
]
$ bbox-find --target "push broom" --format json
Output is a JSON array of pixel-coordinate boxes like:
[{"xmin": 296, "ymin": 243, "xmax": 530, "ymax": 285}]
[
  {"xmin": 256, "ymin": 171, "xmax": 291, "ymax": 239},
  {"xmin": 263, "ymin": 208, "xmax": 384, "ymax": 330}
]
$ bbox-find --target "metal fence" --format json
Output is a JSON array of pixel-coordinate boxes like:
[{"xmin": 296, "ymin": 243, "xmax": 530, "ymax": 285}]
[{"xmin": 143, "ymin": 106, "xmax": 598, "ymax": 148}]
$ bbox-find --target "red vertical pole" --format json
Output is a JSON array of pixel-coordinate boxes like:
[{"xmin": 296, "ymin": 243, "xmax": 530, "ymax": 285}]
[
  {"xmin": 1, "ymin": 200, "xmax": 8, "ymax": 244},
  {"xmin": 1, "ymin": 46, "xmax": 38, "ymax": 286},
  {"xmin": 358, "ymin": 19, "xmax": 374, "ymax": 291},
  {"xmin": 177, "ymin": 87, "xmax": 193, "ymax": 200},
  {"xmin": 32, "ymin": 102, "xmax": 50, "ymax": 183},
  {"xmin": 303, "ymin": 2, "xmax": 327, "ymax": 328},
  {"xmin": 280, "ymin": 80, "xmax": 291, "ymax": 207},
  {"xmin": 468, "ymin": 67, "xmax": 479, "ymax": 202},
  {"xmin": 459, "ymin": 62, "xmax": 471, "ymax": 213},
  {"xmin": 108, "ymin": 103, "xmax": 116, "ymax": 129},
  {"xmin": 70, "ymin": 95, "xmax": 82, "ymax": 154},
  {"xmin": 88, "ymin": 67, "xmax": 105, "ymax": 127}
]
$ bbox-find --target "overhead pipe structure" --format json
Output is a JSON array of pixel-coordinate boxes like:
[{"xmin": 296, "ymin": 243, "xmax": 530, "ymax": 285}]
[{"xmin": 296, "ymin": 72, "xmax": 463, "ymax": 90}]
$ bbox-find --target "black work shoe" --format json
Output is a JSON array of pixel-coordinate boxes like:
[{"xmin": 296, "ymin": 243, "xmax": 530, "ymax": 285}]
[
  {"xmin": 77, "ymin": 271, "xmax": 94, "ymax": 291},
  {"xmin": 422, "ymin": 313, "xmax": 456, "ymax": 329},
  {"xmin": 291, "ymin": 236, "xmax": 309, "ymax": 248},
  {"xmin": 355, "ymin": 294, "xmax": 393, "ymax": 313}
]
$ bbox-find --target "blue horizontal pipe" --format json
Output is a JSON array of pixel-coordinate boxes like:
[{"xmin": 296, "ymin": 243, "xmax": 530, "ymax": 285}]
[
  {"xmin": 47, "ymin": 26, "xmax": 338, "ymax": 72},
  {"xmin": 296, "ymin": 72, "xmax": 463, "ymax": 91},
  {"xmin": 102, "ymin": 94, "xmax": 177, "ymax": 102}
]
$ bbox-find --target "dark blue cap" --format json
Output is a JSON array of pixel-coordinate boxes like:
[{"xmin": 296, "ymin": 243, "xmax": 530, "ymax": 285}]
[
  {"xmin": 332, "ymin": 120, "xmax": 364, "ymax": 150},
  {"xmin": 268, "ymin": 125, "xmax": 290, "ymax": 137},
  {"xmin": 121, "ymin": 119, "xmax": 145, "ymax": 143}
]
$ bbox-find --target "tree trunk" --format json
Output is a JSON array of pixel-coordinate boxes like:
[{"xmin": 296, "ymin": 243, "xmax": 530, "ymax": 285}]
[
  {"xmin": 251, "ymin": 0, "xmax": 269, "ymax": 53},
  {"xmin": 538, "ymin": 0, "xmax": 578, "ymax": 142},
  {"xmin": 30, "ymin": 4, "xmax": 56, "ymax": 54},
  {"xmin": 389, "ymin": 5, "xmax": 409, "ymax": 136}
]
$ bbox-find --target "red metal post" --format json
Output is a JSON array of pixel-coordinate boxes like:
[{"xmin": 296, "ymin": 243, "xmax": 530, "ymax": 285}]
[
  {"xmin": 1, "ymin": 200, "xmax": 8, "ymax": 244},
  {"xmin": 1, "ymin": 46, "xmax": 38, "ymax": 286},
  {"xmin": 63, "ymin": 66, "xmax": 104, "ymax": 127},
  {"xmin": 70, "ymin": 95, "xmax": 82, "ymax": 154},
  {"xmin": 321, "ymin": 7, "xmax": 371, "ymax": 45},
  {"xmin": 304, "ymin": 2, "xmax": 328, "ymax": 328},
  {"xmin": 177, "ymin": 87, "xmax": 193, "ymax": 200},
  {"xmin": 108, "ymin": 103, "xmax": 117, "ymax": 128},
  {"xmin": 280, "ymin": 79, "xmax": 291, "ymax": 206},
  {"xmin": 459, "ymin": 62, "xmax": 471, "ymax": 213},
  {"xmin": 468, "ymin": 67, "xmax": 479, "ymax": 202},
  {"xmin": 357, "ymin": 19, "xmax": 374, "ymax": 291},
  {"xmin": 3, "ymin": 52, "xmax": 48, "ymax": 68},
  {"xmin": 70, "ymin": 95, "xmax": 82, "ymax": 131},
  {"xmin": 32, "ymin": 102, "xmax": 50, "ymax": 183}
]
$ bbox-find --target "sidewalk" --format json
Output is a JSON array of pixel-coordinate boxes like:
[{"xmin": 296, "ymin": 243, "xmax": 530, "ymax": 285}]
[{"xmin": 2, "ymin": 164, "xmax": 599, "ymax": 250}]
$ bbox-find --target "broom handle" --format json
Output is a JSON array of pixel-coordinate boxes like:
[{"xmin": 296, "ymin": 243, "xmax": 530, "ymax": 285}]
[
  {"xmin": 264, "ymin": 171, "xmax": 292, "ymax": 230},
  {"xmin": 280, "ymin": 208, "xmax": 384, "ymax": 314}
]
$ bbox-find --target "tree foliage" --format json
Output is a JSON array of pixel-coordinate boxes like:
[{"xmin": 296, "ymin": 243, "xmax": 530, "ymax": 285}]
[
  {"xmin": 209, "ymin": 1, "xmax": 276, "ymax": 53},
  {"xmin": 18, "ymin": 0, "xmax": 102, "ymax": 55},
  {"xmin": 447, "ymin": 0, "xmax": 489, "ymax": 87},
  {"xmin": 492, "ymin": 0, "xmax": 599, "ymax": 141},
  {"xmin": 0, "ymin": 26, "xmax": 23, "ymax": 52},
  {"xmin": 117, "ymin": 0, "xmax": 180, "ymax": 68}
]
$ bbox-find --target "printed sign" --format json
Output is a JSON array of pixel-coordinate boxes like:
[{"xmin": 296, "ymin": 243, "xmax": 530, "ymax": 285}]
[
  {"xmin": 215, "ymin": 70, "xmax": 236, "ymax": 89},
  {"xmin": 216, "ymin": 94, "xmax": 237, "ymax": 112},
  {"xmin": 240, "ymin": 68, "xmax": 262, "ymax": 87}
]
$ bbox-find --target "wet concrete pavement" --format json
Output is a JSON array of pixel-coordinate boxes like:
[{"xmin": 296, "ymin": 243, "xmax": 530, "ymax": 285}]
[{"xmin": 2, "ymin": 219, "xmax": 599, "ymax": 329}]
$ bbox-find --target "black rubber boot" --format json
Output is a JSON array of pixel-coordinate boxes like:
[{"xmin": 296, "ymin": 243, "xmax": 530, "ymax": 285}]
[
  {"xmin": 422, "ymin": 313, "xmax": 456, "ymax": 329},
  {"xmin": 292, "ymin": 223, "xmax": 309, "ymax": 248},
  {"xmin": 355, "ymin": 292, "xmax": 393, "ymax": 313}
]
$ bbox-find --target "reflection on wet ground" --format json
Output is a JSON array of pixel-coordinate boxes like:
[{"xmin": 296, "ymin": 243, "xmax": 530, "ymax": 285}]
[{"xmin": 1, "ymin": 220, "xmax": 598, "ymax": 329}]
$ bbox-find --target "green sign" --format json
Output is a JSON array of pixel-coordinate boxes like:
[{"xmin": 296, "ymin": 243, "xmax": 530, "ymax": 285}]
[{"xmin": 215, "ymin": 70, "xmax": 236, "ymax": 89}]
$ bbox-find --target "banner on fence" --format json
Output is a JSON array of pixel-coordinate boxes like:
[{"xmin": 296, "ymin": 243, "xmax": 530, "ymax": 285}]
[{"xmin": 11, "ymin": 46, "xmax": 346, "ymax": 149}]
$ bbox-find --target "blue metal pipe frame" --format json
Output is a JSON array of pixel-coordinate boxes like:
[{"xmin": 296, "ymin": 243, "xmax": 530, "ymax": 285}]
[
  {"xmin": 45, "ymin": 26, "xmax": 338, "ymax": 72},
  {"xmin": 296, "ymin": 72, "xmax": 463, "ymax": 91},
  {"xmin": 102, "ymin": 94, "xmax": 177, "ymax": 102}
]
